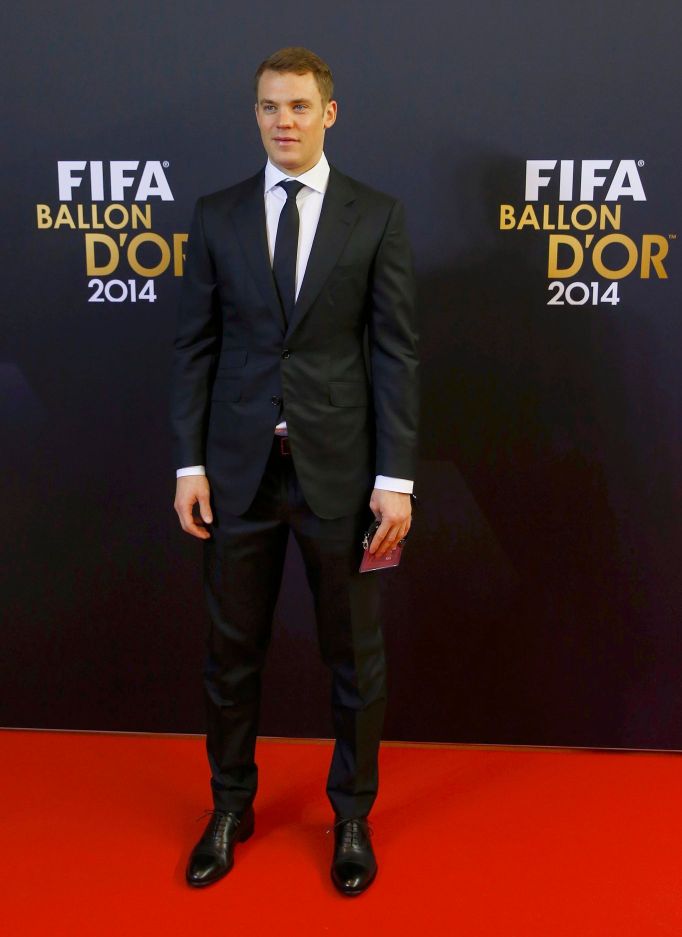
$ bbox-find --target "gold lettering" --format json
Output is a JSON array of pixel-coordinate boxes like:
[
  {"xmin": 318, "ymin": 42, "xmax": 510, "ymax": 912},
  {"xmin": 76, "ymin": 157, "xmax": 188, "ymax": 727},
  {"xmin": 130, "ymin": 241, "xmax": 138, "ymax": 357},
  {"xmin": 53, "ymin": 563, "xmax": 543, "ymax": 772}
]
[
  {"xmin": 592, "ymin": 234, "xmax": 638, "ymax": 280},
  {"xmin": 131, "ymin": 204, "xmax": 152, "ymax": 229},
  {"xmin": 54, "ymin": 204, "xmax": 76, "ymax": 229},
  {"xmin": 600, "ymin": 204, "xmax": 620, "ymax": 231},
  {"xmin": 517, "ymin": 205, "xmax": 540, "ymax": 230},
  {"xmin": 571, "ymin": 205, "xmax": 598, "ymax": 231},
  {"xmin": 103, "ymin": 204, "xmax": 129, "ymax": 230},
  {"xmin": 127, "ymin": 233, "xmax": 171, "ymax": 277},
  {"xmin": 548, "ymin": 235, "xmax": 583, "ymax": 278},
  {"xmin": 173, "ymin": 233, "xmax": 188, "ymax": 276},
  {"xmin": 499, "ymin": 205, "xmax": 516, "ymax": 229},
  {"xmin": 36, "ymin": 204, "xmax": 52, "ymax": 228},
  {"xmin": 76, "ymin": 205, "xmax": 90, "ymax": 229},
  {"xmin": 640, "ymin": 235, "xmax": 669, "ymax": 279},
  {"xmin": 85, "ymin": 233, "xmax": 119, "ymax": 275}
]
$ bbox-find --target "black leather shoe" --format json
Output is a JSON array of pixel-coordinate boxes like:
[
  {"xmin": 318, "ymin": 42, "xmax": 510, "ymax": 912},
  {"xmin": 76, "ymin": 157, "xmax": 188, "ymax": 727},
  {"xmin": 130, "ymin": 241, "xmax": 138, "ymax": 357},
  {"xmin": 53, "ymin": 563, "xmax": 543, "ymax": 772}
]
[
  {"xmin": 330, "ymin": 816, "xmax": 377, "ymax": 896},
  {"xmin": 186, "ymin": 806, "xmax": 254, "ymax": 887}
]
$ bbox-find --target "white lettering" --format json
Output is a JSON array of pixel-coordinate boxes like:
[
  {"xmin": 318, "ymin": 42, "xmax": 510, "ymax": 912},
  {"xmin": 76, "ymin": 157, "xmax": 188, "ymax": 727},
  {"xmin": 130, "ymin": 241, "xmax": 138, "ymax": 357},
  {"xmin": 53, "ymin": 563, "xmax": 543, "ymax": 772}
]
[
  {"xmin": 559, "ymin": 160, "xmax": 574, "ymax": 201},
  {"xmin": 57, "ymin": 161, "xmax": 87, "ymax": 200},
  {"xmin": 90, "ymin": 160, "xmax": 104, "ymax": 201},
  {"xmin": 110, "ymin": 161, "xmax": 140, "ymax": 201},
  {"xmin": 56, "ymin": 160, "xmax": 174, "ymax": 201},
  {"xmin": 579, "ymin": 160, "xmax": 613, "ymax": 200},
  {"xmin": 525, "ymin": 159, "xmax": 646, "ymax": 202},
  {"xmin": 136, "ymin": 161, "xmax": 174, "ymax": 201},
  {"xmin": 525, "ymin": 160, "xmax": 557, "ymax": 201},
  {"xmin": 606, "ymin": 159, "xmax": 646, "ymax": 201}
]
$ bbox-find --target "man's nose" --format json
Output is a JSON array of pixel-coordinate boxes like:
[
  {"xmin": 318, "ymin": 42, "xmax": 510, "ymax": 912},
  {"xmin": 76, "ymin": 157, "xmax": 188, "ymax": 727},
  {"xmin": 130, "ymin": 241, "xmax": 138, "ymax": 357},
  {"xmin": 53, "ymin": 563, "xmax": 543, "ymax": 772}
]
[{"xmin": 277, "ymin": 109, "xmax": 294, "ymax": 127}]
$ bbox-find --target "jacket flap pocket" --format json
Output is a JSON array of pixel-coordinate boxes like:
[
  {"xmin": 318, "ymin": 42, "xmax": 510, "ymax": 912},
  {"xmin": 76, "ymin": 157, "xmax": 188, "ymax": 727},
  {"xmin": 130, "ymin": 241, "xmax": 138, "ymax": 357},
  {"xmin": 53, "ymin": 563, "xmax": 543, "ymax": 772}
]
[{"xmin": 328, "ymin": 381, "xmax": 368, "ymax": 407}]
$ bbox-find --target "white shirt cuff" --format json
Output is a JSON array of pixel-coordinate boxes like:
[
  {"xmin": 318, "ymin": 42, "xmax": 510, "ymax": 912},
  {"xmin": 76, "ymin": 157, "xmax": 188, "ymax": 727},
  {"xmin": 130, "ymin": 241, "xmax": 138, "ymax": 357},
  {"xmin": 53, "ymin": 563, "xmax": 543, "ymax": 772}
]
[
  {"xmin": 176, "ymin": 465, "xmax": 206, "ymax": 477},
  {"xmin": 374, "ymin": 475, "xmax": 414, "ymax": 493},
  {"xmin": 176, "ymin": 467, "xmax": 413, "ymax": 493}
]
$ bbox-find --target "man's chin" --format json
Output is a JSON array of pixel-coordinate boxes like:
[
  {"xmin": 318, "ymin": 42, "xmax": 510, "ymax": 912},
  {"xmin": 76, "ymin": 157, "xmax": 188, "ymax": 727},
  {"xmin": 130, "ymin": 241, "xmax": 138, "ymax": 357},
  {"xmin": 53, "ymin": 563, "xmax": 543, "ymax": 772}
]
[{"xmin": 269, "ymin": 154, "xmax": 306, "ymax": 175}]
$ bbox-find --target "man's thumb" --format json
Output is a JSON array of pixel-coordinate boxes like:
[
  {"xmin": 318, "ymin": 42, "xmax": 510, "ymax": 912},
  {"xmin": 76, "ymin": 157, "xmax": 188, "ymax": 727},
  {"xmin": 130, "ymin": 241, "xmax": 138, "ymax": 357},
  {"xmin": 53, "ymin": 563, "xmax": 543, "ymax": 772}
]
[{"xmin": 198, "ymin": 495, "xmax": 213, "ymax": 524}]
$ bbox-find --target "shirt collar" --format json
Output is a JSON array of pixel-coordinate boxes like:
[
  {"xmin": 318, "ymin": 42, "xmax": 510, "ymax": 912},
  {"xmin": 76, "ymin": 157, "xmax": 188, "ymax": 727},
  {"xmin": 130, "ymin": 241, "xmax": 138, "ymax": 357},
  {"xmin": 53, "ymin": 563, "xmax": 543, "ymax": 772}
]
[{"xmin": 264, "ymin": 152, "xmax": 330, "ymax": 195}]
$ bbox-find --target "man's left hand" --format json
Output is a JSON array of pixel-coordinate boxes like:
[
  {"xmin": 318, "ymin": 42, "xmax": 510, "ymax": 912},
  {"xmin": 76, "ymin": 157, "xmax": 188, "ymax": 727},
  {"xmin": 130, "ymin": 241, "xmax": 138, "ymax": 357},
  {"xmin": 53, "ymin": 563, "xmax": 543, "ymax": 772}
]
[{"xmin": 368, "ymin": 489, "xmax": 412, "ymax": 557}]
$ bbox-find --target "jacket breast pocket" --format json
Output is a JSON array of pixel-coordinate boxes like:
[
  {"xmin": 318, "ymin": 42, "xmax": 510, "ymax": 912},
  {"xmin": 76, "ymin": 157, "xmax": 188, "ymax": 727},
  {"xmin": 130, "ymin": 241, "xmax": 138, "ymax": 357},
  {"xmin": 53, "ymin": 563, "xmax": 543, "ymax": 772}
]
[
  {"xmin": 328, "ymin": 381, "xmax": 369, "ymax": 407},
  {"xmin": 211, "ymin": 377, "xmax": 241, "ymax": 403},
  {"xmin": 328, "ymin": 268, "xmax": 364, "ymax": 303}
]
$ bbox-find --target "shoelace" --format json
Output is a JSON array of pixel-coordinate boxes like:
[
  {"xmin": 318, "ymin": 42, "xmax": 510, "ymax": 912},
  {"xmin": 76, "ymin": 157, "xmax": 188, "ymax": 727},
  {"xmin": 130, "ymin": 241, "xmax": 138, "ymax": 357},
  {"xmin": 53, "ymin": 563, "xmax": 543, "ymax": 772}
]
[
  {"xmin": 195, "ymin": 808, "xmax": 240, "ymax": 836},
  {"xmin": 325, "ymin": 817, "xmax": 374, "ymax": 847}
]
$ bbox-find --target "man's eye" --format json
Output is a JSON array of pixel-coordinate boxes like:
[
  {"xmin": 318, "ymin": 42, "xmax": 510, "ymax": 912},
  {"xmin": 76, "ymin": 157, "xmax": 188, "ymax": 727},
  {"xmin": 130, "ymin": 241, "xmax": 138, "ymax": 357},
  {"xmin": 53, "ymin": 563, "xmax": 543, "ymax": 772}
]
[
  {"xmin": 294, "ymin": 104, "xmax": 307, "ymax": 111},
  {"xmin": 263, "ymin": 105, "xmax": 276, "ymax": 112}
]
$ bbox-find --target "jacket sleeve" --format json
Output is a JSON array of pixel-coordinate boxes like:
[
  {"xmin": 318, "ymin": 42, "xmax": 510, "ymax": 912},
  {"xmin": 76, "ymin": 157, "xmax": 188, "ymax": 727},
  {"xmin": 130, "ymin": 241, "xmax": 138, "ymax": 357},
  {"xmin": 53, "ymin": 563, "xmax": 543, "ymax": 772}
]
[
  {"xmin": 367, "ymin": 199, "xmax": 420, "ymax": 481},
  {"xmin": 170, "ymin": 197, "xmax": 221, "ymax": 469}
]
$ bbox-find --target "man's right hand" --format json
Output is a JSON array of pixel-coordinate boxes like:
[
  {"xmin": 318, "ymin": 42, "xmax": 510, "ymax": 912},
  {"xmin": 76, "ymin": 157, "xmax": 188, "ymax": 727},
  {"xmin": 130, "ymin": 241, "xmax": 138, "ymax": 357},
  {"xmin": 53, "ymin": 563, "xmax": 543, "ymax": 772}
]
[{"xmin": 174, "ymin": 475, "xmax": 213, "ymax": 540}]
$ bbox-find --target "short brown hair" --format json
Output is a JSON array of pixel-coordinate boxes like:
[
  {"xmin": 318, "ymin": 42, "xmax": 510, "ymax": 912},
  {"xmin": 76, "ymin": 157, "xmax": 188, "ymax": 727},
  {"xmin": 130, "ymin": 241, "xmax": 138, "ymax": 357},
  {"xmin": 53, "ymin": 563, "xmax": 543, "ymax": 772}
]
[{"xmin": 254, "ymin": 47, "xmax": 334, "ymax": 106}]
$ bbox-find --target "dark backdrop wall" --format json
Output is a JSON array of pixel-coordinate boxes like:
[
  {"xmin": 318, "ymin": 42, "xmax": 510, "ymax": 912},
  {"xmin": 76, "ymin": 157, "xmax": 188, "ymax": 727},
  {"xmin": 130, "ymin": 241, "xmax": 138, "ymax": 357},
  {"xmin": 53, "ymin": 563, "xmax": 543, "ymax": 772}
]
[{"xmin": 3, "ymin": 1, "xmax": 681, "ymax": 748}]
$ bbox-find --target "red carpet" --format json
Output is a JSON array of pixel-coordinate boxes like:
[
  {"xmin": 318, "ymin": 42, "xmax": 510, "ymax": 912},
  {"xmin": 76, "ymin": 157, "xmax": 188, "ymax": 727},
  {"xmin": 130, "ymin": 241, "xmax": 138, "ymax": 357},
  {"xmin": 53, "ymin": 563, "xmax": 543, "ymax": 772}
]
[{"xmin": 2, "ymin": 730, "xmax": 681, "ymax": 935}]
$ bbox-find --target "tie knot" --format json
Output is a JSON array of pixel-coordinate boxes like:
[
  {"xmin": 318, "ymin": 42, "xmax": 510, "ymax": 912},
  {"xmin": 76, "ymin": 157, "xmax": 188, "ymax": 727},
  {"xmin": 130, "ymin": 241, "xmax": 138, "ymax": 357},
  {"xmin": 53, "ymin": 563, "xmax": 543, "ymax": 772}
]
[{"xmin": 278, "ymin": 179, "xmax": 305, "ymax": 200}]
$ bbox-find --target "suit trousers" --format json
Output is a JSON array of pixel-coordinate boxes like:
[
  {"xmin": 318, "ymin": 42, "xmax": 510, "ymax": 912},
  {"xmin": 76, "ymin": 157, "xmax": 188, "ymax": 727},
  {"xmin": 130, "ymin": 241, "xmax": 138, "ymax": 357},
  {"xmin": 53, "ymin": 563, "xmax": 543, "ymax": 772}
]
[{"xmin": 202, "ymin": 436, "xmax": 387, "ymax": 819}]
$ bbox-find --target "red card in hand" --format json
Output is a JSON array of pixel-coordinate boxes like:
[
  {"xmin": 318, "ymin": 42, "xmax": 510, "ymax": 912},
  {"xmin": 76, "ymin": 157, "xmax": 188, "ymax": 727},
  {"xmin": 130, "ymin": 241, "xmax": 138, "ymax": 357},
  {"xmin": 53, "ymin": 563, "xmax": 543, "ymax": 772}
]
[{"xmin": 359, "ymin": 519, "xmax": 405, "ymax": 572}]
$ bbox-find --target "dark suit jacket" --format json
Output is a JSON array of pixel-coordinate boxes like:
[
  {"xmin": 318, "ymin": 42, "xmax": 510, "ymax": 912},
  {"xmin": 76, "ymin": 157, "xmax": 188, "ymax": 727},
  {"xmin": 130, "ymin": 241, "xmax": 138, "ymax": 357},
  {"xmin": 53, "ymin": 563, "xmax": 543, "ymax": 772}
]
[{"xmin": 171, "ymin": 164, "xmax": 419, "ymax": 520}]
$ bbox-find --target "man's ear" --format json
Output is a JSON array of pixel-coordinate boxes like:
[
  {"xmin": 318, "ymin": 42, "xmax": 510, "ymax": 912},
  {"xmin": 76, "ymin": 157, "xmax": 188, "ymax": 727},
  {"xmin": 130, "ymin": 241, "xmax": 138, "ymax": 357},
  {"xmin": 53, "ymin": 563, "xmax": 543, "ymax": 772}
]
[{"xmin": 324, "ymin": 99, "xmax": 337, "ymax": 129}]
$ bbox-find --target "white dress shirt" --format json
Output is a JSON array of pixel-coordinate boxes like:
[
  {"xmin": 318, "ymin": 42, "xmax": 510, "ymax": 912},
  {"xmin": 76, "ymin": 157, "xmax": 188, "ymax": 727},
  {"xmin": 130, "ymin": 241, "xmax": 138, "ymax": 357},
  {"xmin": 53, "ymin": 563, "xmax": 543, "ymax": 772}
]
[{"xmin": 177, "ymin": 152, "xmax": 413, "ymax": 494}]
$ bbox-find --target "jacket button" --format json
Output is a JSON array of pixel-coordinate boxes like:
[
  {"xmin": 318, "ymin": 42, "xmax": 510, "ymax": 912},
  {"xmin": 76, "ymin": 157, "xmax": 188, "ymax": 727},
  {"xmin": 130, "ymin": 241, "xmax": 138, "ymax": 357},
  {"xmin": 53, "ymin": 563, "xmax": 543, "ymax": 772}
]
[
  {"xmin": 271, "ymin": 395, "xmax": 281, "ymax": 406},
  {"xmin": 281, "ymin": 349, "xmax": 290, "ymax": 359}
]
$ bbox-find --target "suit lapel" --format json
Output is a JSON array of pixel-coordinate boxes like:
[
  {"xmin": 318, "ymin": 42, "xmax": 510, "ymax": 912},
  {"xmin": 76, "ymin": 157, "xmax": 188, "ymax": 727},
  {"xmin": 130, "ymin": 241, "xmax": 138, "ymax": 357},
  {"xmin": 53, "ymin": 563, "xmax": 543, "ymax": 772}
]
[
  {"xmin": 285, "ymin": 167, "xmax": 359, "ymax": 339},
  {"xmin": 228, "ymin": 170, "xmax": 287, "ymax": 331}
]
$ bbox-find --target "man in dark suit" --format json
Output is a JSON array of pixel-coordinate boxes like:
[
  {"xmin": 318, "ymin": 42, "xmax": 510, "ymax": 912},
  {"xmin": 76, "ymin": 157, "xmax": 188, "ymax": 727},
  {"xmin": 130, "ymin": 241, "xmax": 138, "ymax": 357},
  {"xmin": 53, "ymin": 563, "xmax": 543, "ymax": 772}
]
[{"xmin": 171, "ymin": 47, "xmax": 418, "ymax": 896}]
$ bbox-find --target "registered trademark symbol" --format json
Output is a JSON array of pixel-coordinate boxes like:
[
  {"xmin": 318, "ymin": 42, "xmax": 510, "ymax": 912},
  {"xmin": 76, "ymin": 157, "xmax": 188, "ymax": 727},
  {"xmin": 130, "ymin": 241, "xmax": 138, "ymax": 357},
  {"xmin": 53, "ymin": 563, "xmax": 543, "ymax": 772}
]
[
  {"xmin": 163, "ymin": 161, "xmax": 170, "ymax": 168},
  {"xmin": 637, "ymin": 159, "xmax": 645, "ymax": 167}
]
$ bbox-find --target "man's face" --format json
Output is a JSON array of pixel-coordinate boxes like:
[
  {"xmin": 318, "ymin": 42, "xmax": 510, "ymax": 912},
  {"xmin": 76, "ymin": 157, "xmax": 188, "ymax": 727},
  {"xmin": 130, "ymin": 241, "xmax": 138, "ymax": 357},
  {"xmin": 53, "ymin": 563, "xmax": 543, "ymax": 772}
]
[{"xmin": 255, "ymin": 69, "xmax": 337, "ymax": 175}]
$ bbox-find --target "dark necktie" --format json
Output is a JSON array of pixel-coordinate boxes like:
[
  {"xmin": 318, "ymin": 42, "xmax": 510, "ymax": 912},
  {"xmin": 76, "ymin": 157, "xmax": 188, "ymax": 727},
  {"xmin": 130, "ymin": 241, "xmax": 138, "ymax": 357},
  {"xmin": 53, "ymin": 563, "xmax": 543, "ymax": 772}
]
[{"xmin": 272, "ymin": 180, "xmax": 305, "ymax": 320}]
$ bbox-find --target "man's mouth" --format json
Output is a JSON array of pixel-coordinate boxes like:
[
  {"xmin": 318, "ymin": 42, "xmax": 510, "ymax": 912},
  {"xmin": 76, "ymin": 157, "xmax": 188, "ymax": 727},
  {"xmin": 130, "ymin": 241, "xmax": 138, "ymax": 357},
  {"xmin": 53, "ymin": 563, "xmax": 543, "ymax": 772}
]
[{"xmin": 273, "ymin": 137, "xmax": 298, "ymax": 143}]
